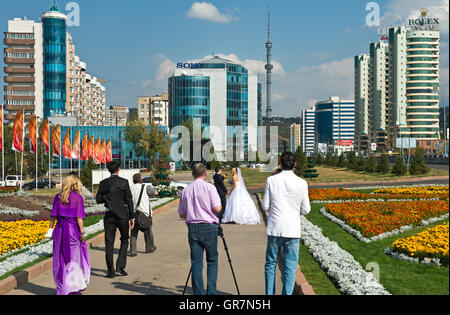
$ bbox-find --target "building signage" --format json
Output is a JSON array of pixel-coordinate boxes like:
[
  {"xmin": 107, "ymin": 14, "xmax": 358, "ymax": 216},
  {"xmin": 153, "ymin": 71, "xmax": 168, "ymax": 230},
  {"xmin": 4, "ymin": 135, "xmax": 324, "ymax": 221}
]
[
  {"xmin": 177, "ymin": 63, "xmax": 204, "ymax": 69},
  {"xmin": 337, "ymin": 140, "xmax": 354, "ymax": 146},
  {"xmin": 408, "ymin": 8, "xmax": 439, "ymax": 26},
  {"xmin": 371, "ymin": 143, "xmax": 377, "ymax": 151}
]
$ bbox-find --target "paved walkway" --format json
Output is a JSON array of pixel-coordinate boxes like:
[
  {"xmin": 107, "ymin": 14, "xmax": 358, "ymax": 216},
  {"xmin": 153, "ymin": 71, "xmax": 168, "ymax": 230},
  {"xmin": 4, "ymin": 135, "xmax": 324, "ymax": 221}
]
[{"xmin": 7, "ymin": 199, "xmax": 280, "ymax": 295}]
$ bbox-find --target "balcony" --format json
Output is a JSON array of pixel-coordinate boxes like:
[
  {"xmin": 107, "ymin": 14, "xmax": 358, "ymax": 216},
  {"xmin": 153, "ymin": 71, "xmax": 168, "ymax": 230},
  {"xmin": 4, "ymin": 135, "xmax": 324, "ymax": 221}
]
[
  {"xmin": 4, "ymin": 95, "xmax": 35, "ymax": 101},
  {"xmin": 4, "ymin": 58, "xmax": 34, "ymax": 64},
  {"xmin": 4, "ymin": 67, "xmax": 35, "ymax": 74},
  {"xmin": 4, "ymin": 76, "xmax": 35, "ymax": 83},
  {"xmin": 4, "ymin": 38, "xmax": 34, "ymax": 46}
]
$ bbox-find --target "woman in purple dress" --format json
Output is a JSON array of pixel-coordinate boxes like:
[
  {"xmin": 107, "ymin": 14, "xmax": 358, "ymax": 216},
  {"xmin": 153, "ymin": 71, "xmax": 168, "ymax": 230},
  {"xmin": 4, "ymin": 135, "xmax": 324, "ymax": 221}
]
[{"xmin": 49, "ymin": 174, "xmax": 90, "ymax": 295}]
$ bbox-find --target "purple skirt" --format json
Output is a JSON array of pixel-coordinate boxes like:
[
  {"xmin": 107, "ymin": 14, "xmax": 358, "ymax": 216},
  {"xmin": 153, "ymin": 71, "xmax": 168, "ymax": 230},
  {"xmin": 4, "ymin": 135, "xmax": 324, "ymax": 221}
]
[{"xmin": 53, "ymin": 217, "xmax": 91, "ymax": 295}]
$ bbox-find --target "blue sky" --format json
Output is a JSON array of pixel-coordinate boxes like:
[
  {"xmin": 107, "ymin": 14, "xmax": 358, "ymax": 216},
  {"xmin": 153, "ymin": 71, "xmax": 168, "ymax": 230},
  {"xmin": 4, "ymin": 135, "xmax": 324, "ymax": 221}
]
[{"xmin": 1, "ymin": 0, "xmax": 448, "ymax": 116}]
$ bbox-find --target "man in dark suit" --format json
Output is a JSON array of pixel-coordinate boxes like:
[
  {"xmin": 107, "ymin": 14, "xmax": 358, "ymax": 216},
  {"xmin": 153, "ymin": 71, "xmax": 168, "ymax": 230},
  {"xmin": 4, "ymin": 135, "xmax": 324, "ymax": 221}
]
[
  {"xmin": 96, "ymin": 161, "xmax": 134, "ymax": 278},
  {"xmin": 213, "ymin": 166, "xmax": 228, "ymax": 222}
]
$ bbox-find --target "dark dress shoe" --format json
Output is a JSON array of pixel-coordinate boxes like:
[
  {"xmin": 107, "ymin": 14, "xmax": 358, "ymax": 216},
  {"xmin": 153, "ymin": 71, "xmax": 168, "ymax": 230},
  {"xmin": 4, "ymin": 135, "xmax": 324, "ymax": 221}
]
[
  {"xmin": 106, "ymin": 272, "xmax": 115, "ymax": 279},
  {"xmin": 145, "ymin": 246, "xmax": 157, "ymax": 253},
  {"xmin": 128, "ymin": 253, "xmax": 137, "ymax": 257},
  {"xmin": 116, "ymin": 268, "xmax": 128, "ymax": 276}
]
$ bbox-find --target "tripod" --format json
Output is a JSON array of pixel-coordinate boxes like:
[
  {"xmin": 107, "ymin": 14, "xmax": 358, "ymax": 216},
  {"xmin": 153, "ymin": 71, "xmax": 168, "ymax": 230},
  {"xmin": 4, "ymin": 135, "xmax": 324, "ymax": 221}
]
[{"xmin": 182, "ymin": 225, "xmax": 240, "ymax": 295}]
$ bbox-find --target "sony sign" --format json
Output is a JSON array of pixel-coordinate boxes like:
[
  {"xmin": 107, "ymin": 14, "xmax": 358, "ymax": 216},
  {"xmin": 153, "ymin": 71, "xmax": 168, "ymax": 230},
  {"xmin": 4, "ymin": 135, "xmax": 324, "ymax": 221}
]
[{"xmin": 177, "ymin": 63, "xmax": 204, "ymax": 69}]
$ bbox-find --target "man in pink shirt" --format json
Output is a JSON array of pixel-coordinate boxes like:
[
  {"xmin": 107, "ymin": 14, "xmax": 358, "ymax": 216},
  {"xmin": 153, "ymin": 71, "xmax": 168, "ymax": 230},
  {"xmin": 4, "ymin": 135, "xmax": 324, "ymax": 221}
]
[{"xmin": 179, "ymin": 163, "xmax": 222, "ymax": 295}]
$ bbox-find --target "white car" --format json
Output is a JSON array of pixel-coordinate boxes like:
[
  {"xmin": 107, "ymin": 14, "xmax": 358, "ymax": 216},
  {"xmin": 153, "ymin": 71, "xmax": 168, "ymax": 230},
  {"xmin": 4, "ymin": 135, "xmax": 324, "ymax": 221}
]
[{"xmin": 5, "ymin": 175, "xmax": 24, "ymax": 187}]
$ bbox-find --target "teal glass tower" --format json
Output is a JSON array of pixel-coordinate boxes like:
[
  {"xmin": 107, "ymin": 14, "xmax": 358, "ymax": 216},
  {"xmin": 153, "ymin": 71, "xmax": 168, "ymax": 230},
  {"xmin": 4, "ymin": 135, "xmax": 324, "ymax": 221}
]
[{"xmin": 41, "ymin": 1, "xmax": 67, "ymax": 117}]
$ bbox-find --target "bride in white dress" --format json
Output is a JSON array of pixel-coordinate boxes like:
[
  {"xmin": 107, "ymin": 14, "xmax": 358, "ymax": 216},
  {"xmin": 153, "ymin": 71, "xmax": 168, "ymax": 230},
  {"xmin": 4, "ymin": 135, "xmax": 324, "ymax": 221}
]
[{"xmin": 222, "ymin": 168, "xmax": 261, "ymax": 225}]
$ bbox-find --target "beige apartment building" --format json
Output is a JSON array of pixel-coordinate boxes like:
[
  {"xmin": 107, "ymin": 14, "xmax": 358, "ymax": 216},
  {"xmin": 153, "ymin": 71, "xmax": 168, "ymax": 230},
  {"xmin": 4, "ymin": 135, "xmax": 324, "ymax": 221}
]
[
  {"xmin": 137, "ymin": 93, "xmax": 168, "ymax": 127},
  {"xmin": 107, "ymin": 105, "xmax": 129, "ymax": 126},
  {"xmin": 66, "ymin": 33, "xmax": 106, "ymax": 126}
]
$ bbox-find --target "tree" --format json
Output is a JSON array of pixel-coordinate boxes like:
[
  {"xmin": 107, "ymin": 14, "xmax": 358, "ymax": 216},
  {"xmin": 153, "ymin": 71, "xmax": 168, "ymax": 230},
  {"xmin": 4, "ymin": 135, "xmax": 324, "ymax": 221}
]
[
  {"xmin": 80, "ymin": 158, "xmax": 99, "ymax": 189},
  {"xmin": 356, "ymin": 155, "xmax": 368, "ymax": 172},
  {"xmin": 294, "ymin": 146, "xmax": 307, "ymax": 177},
  {"xmin": 392, "ymin": 156, "xmax": 408, "ymax": 176},
  {"xmin": 346, "ymin": 151, "xmax": 358, "ymax": 170},
  {"xmin": 314, "ymin": 153, "xmax": 324, "ymax": 166},
  {"xmin": 377, "ymin": 153, "xmax": 390, "ymax": 174},
  {"xmin": 337, "ymin": 153, "xmax": 347, "ymax": 168},
  {"xmin": 142, "ymin": 123, "xmax": 172, "ymax": 171},
  {"xmin": 409, "ymin": 147, "xmax": 430, "ymax": 175},
  {"xmin": 366, "ymin": 154, "xmax": 377, "ymax": 173},
  {"xmin": 125, "ymin": 120, "xmax": 146, "ymax": 168},
  {"xmin": 304, "ymin": 157, "xmax": 319, "ymax": 179},
  {"xmin": 330, "ymin": 153, "xmax": 339, "ymax": 167}
]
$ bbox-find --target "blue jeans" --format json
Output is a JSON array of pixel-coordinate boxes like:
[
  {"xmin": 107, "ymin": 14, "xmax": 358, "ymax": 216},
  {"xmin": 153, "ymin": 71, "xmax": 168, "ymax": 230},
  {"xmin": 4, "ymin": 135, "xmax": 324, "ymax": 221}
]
[
  {"xmin": 265, "ymin": 236, "xmax": 300, "ymax": 295},
  {"xmin": 188, "ymin": 224, "xmax": 218, "ymax": 295}
]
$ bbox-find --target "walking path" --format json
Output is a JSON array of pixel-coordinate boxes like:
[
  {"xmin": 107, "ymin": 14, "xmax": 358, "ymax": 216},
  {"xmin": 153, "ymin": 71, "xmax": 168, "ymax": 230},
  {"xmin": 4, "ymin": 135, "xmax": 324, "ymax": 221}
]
[{"xmin": 6, "ymin": 199, "xmax": 282, "ymax": 295}]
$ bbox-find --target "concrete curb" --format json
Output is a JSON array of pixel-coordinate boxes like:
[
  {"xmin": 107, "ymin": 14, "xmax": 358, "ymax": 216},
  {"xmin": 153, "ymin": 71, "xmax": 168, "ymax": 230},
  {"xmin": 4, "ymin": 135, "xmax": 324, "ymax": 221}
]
[{"xmin": 0, "ymin": 198, "xmax": 180, "ymax": 295}]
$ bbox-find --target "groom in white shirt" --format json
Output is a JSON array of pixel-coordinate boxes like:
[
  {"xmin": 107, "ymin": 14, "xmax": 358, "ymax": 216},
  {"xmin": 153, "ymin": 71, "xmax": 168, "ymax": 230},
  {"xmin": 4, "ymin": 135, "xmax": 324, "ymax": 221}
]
[{"xmin": 262, "ymin": 151, "xmax": 311, "ymax": 295}]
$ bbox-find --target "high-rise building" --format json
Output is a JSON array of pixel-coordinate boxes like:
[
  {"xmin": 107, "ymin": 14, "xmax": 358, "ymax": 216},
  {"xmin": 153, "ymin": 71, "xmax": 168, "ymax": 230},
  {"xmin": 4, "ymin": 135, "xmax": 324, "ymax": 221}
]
[
  {"xmin": 137, "ymin": 96, "xmax": 151, "ymax": 125},
  {"xmin": 355, "ymin": 9, "xmax": 441, "ymax": 152},
  {"xmin": 388, "ymin": 25, "xmax": 440, "ymax": 148},
  {"xmin": 300, "ymin": 106, "xmax": 316, "ymax": 155},
  {"xmin": 149, "ymin": 93, "xmax": 169, "ymax": 128},
  {"xmin": 315, "ymin": 97, "xmax": 355, "ymax": 146},
  {"xmin": 168, "ymin": 56, "xmax": 261, "ymax": 160},
  {"xmin": 354, "ymin": 54, "xmax": 370, "ymax": 151},
  {"xmin": 369, "ymin": 41, "xmax": 389, "ymax": 151},
  {"xmin": 3, "ymin": 2, "xmax": 106, "ymax": 124},
  {"xmin": 289, "ymin": 123, "xmax": 301, "ymax": 152},
  {"xmin": 41, "ymin": 3, "xmax": 67, "ymax": 117},
  {"xmin": 3, "ymin": 18, "xmax": 43, "ymax": 121}
]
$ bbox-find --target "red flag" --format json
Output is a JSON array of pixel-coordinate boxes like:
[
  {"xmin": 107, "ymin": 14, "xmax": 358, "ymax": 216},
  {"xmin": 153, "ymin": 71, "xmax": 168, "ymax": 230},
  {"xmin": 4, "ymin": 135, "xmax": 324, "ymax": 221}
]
[
  {"xmin": 81, "ymin": 133, "xmax": 88, "ymax": 161},
  {"xmin": 63, "ymin": 129, "xmax": 72, "ymax": 159},
  {"xmin": 0, "ymin": 105, "xmax": 3, "ymax": 152},
  {"xmin": 27, "ymin": 115, "xmax": 37, "ymax": 155},
  {"xmin": 106, "ymin": 140, "xmax": 112, "ymax": 163},
  {"xmin": 88, "ymin": 136, "xmax": 94, "ymax": 160},
  {"xmin": 94, "ymin": 138, "xmax": 101, "ymax": 164},
  {"xmin": 101, "ymin": 140, "xmax": 106, "ymax": 164},
  {"xmin": 12, "ymin": 111, "xmax": 24, "ymax": 153},
  {"xmin": 52, "ymin": 125, "xmax": 61, "ymax": 157},
  {"xmin": 41, "ymin": 120, "xmax": 50, "ymax": 155},
  {"xmin": 72, "ymin": 130, "xmax": 81, "ymax": 159}
]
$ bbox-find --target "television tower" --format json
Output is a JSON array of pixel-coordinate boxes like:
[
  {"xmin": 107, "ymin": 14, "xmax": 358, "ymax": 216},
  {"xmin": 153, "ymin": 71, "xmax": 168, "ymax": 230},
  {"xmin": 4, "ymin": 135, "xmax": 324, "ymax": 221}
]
[{"xmin": 265, "ymin": 7, "xmax": 273, "ymax": 119}]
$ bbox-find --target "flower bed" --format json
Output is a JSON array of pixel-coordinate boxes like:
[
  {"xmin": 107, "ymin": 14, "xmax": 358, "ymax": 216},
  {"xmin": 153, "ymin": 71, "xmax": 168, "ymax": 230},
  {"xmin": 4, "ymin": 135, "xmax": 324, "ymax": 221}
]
[
  {"xmin": 0, "ymin": 187, "xmax": 20, "ymax": 195},
  {"xmin": 0, "ymin": 220, "xmax": 49, "ymax": 256},
  {"xmin": 323, "ymin": 201, "xmax": 449, "ymax": 239},
  {"xmin": 300, "ymin": 216, "xmax": 390, "ymax": 295},
  {"xmin": 309, "ymin": 187, "xmax": 447, "ymax": 202},
  {"xmin": 386, "ymin": 223, "xmax": 449, "ymax": 266},
  {"xmin": 373, "ymin": 186, "xmax": 449, "ymax": 198}
]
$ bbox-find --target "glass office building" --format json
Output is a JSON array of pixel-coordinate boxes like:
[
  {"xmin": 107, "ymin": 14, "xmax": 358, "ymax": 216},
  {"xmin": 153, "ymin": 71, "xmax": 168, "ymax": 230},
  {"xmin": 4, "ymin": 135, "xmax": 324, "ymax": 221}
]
[
  {"xmin": 169, "ymin": 56, "xmax": 261, "ymax": 160},
  {"xmin": 55, "ymin": 126, "xmax": 167, "ymax": 169},
  {"xmin": 315, "ymin": 97, "xmax": 355, "ymax": 145},
  {"xmin": 41, "ymin": 4, "xmax": 67, "ymax": 117}
]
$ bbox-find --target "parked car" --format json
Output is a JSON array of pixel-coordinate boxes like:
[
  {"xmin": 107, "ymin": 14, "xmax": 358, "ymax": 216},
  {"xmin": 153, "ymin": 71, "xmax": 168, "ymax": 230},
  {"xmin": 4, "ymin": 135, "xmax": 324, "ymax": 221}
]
[
  {"xmin": 0, "ymin": 180, "xmax": 5, "ymax": 187},
  {"xmin": 23, "ymin": 179, "xmax": 56, "ymax": 190},
  {"xmin": 5, "ymin": 175, "xmax": 24, "ymax": 187}
]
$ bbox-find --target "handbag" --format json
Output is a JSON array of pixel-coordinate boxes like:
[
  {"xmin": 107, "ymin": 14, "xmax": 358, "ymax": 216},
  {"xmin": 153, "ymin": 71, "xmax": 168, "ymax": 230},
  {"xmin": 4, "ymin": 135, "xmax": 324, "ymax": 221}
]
[{"xmin": 135, "ymin": 184, "xmax": 152, "ymax": 232}]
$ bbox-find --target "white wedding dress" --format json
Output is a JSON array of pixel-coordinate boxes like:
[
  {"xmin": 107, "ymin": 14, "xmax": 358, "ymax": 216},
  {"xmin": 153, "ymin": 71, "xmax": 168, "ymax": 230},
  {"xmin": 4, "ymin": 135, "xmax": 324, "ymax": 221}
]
[{"xmin": 222, "ymin": 168, "xmax": 261, "ymax": 225}]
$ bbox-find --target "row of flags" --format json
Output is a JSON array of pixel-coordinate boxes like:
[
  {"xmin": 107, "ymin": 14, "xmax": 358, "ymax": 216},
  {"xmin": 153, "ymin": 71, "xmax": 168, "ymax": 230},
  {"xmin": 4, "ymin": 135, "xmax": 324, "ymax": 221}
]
[{"xmin": 1, "ymin": 107, "xmax": 112, "ymax": 165}]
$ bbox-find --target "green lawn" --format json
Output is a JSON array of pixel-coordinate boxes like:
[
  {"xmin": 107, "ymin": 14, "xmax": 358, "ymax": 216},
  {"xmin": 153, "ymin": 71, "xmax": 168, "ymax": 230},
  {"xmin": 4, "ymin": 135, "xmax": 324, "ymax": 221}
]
[
  {"xmin": 241, "ymin": 166, "xmax": 448, "ymax": 188},
  {"xmin": 303, "ymin": 203, "xmax": 449, "ymax": 295}
]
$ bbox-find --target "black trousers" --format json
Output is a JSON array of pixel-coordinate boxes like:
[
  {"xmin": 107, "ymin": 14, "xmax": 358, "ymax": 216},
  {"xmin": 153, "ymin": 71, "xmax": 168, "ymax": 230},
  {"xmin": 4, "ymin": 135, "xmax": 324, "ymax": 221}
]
[
  {"xmin": 219, "ymin": 195, "xmax": 226, "ymax": 222},
  {"xmin": 104, "ymin": 212, "xmax": 130, "ymax": 273}
]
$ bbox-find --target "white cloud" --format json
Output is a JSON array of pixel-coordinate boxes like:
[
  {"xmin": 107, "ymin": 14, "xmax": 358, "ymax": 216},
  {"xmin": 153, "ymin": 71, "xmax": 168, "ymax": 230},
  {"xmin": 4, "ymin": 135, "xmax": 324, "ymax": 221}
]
[
  {"xmin": 314, "ymin": 52, "xmax": 332, "ymax": 60},
  {"xmin": 186, "ymin": 2, "xmax": 232, "ymax": 24}
]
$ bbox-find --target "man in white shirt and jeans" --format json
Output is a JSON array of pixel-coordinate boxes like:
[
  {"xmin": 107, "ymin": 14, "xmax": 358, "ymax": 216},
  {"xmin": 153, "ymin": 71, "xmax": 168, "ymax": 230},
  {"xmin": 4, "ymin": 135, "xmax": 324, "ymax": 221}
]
[{"xmin": 262, "ymin": 151, "xmax": 311, "ymax": 295}]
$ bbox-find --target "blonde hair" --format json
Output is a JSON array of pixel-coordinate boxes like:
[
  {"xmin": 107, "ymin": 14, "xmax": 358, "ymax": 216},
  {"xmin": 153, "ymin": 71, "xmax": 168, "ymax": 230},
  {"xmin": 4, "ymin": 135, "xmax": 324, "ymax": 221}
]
[{"xmin": 60, "ymin": 175, "xmax": 83, "ymax": 204}]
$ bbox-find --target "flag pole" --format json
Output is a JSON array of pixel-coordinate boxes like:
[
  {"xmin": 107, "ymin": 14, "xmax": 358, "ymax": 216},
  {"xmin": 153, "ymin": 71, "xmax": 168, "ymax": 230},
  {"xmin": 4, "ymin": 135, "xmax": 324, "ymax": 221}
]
[
  {"xmin": 1, "ymin": 104, "xmax": 4, "ymax": 185},
  {"xmin": 20, "ymin": 110, "xmax": 24, "ymax": 191},
  {"xmin": 36, "ymin": 117, "xmax": 39, "ymax": 191},
  {"xmin": 49, "ymin": 123, "xmax": 52, "ymax": 190}
]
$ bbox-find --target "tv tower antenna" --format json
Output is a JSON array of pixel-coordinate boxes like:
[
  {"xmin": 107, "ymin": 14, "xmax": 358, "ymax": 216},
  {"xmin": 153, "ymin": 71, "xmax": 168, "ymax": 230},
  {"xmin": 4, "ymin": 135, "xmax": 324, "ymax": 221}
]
[{"xmin": 265, "ymin": 7, "xmax": 273, "ymax": 119}]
